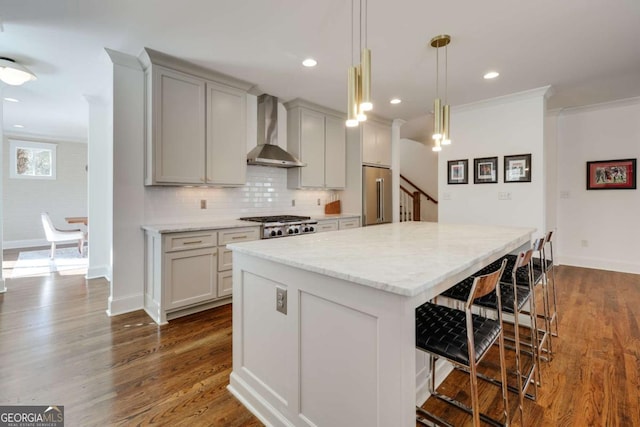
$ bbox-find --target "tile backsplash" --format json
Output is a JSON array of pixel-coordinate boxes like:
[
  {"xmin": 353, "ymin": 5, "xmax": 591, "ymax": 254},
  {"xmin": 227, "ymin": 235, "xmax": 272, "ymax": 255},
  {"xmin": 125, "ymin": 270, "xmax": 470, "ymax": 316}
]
[{"xmin": 144, "ymin": 166, "xmax": 338, "ymax": 224}]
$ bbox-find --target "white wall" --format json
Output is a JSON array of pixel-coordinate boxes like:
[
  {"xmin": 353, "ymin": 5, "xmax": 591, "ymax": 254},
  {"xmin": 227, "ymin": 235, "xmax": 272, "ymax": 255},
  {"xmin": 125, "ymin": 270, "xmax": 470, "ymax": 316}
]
[
  {"xmin": 438, "ymin": 87, "xmax": 550, "ymax": 236},
  {"xmin": 555, "ymin": 97, "xmax": 640, "ymax": 274},
  {"xmin": 2, "ymin": 135, "xmax": 87, "ymax": 247},
  {"xmin": 399, "ymin": 138, "xmax": 438, "ymax": 222}
]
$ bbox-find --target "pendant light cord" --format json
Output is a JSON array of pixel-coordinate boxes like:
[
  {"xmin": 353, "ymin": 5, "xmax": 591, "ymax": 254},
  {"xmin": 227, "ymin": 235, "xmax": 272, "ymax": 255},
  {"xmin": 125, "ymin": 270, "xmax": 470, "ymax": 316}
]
[{"xmin": 445, "ymin": 43, "xmax": 448, "ymax": 104}]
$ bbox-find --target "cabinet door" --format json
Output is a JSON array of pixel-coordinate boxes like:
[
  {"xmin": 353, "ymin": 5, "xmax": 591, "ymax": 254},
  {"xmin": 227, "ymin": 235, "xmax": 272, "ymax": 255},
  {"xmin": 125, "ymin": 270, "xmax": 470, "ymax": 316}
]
[
  {"xmin": 206, "ymin": 81, "xmax": 247, "ymax": 185},
  {"xmin": 324, "ymin": 115, "xmax": 346, "ymax": 189},
  {"xmin": 362, "ymin": 121, "xmax": 391, "ymax": 167},
  {"xmin": 164, "ymin": 247, "xmax": 217, "ymax": 310},
  {"xmin": 153, "ymin": 67, "xmax": 206, "ymax": 184},
  {"xmin": 300, "ymin": 109, "xmax": 326, "ymax": 188},
  {"xmin": 376, "ymin": 123, "xmax": 392, "ymax": 167},
  {"xmin": 217, "ymin": 271, "xmax": 233, "ymax": 297}
]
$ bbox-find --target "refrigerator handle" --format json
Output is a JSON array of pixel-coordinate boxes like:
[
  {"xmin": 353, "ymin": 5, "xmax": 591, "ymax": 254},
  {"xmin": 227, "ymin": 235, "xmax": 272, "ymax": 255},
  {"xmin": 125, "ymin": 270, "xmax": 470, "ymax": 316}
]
[
  {"xmin": 376, "ymin": 178, "xmax": 383, "ymax": 222},
  {"xmin": 379, "ymin": 178, "xmax": 384, "ymax": 222}
]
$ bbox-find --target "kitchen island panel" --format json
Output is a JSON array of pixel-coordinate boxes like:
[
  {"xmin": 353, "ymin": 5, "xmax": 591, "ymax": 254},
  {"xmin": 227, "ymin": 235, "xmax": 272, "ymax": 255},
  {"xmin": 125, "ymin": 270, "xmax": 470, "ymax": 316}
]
[{"xmin": 229, "ymin": 252, "xmax": 413, "ymax": 427}]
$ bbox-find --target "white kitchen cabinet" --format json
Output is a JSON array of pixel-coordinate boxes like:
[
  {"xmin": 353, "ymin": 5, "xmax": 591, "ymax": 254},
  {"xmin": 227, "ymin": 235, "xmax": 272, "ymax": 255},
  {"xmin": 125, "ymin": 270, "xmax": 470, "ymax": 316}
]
[
  {"xmin": 206, "ymin": 81, "xmax": 247, "ymax": 185},
  {"xmin": 149, "ymin": 66, "xmax": 206, "ymax": 184},
  {"xmin": 362, "ymin": 120, "xmax": 392, "ymax": 167},
  {"xmin": 143, "ymin": 225, "xmax": 259, "ymax": 324},
  {"xmin": 286, "ymin": 99, "xmax": 346, "ymax": 189},
  {"xmin": 316, "ymin": 216, "xmax": 361, "ymax": 233},
  {"xmin": 165, "ymin": 247, "xmax": 217, "ymax": 310},
  {"xmin": 338, "ymin": 217, "xmax": 360, "ymax": 229},
  {"xmin": 140, "ymin": 48, "xmax": 252, "ymax": 186},
  {"xmin": 316, "ymin": 219, "xmax": 339, "ymax": 233}
]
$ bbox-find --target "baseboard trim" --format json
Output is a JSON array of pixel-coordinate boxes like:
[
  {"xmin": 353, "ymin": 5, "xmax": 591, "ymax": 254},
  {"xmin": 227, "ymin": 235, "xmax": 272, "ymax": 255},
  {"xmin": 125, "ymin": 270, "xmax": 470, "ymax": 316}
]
[
  {"xmin": 0, "ymin": 278, "xmax": 6, "ymax": 293},
  {"xmin": 558, "ymin": 255, "xmax": 640, "ymax": 275},
  {"xmin": 106, "ymin": 293, "xmax": 144, "ymax": 317},
  {"xmin": 86, "ymin": 265, "xmax": 110, "ymax": 280},
  {"xmin": 3, "ymin": 239, "xmax": 49, "ymax": 249},
  {"xmin": 227, "ymin": 373, "xmax": 292, "ymax": 427}
]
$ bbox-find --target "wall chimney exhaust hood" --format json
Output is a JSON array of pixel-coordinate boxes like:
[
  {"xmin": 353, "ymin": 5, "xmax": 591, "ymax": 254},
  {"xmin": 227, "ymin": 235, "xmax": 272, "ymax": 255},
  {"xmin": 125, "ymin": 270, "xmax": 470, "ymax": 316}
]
[{"xmin": 247, "ymin": 94, "xmax": 306, "ymax": 168}]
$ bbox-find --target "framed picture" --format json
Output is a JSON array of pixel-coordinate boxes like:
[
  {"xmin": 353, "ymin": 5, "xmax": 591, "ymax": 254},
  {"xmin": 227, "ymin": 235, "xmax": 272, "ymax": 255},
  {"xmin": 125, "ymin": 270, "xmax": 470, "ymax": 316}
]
[
  {"xmin": 504, "ymin": 154, "xmax": 532, "ymax": 183},
  {"xmin": 447, "ymin": 159, "xmax": 468, "ymax": 184},
  {"xmin": 586, "ymin": 158, "xmax": 636, "ymax": 190},
  {"xmin": 473, "ymin": 157, "xmax": 498, "ymax": 184}
]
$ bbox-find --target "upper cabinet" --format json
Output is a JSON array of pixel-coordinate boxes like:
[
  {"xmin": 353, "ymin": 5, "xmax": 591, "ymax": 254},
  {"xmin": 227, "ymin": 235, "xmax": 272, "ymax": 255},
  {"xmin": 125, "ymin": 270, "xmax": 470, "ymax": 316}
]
[
  {"xmin": 285, "ymin": 99, "xmax": 346, "ymax": 189},
  {"xmin": 140, "ymin": 48, "xmax": 253, "ymax": 186},
  {"xmin": 361, "ymin": 119, "xmax": 392, "ymax": 167}
]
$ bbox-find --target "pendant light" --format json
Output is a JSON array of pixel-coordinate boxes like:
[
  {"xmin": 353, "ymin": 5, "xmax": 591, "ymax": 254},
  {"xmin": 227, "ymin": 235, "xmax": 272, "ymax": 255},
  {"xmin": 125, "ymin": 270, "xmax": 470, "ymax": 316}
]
[
  {"xmin": 346, "ymin": 0, "xmax": 372, "ymax": 127},
  {"xmin": 0, "ymin": 57, "xmax": 37, "ymax": 86},
  {"xmin": 430, "ymin": 34, "xmax": 451, "ymax": 151}
]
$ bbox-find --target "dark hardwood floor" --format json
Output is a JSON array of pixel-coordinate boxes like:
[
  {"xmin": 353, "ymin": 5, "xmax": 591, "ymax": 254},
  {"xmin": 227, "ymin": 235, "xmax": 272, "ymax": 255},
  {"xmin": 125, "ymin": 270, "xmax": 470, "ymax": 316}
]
[{"xmin": 1, "ymin": 248, "xmax": 639, "ymax": 426}]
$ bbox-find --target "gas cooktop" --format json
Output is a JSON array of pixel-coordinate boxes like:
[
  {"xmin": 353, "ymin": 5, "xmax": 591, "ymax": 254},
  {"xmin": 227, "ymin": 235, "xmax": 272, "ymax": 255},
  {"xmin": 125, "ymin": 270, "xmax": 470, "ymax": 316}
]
[
  {"xmin": 239, "ymin": 215, "xmax": 317, "ymax": 239},
  {"xmin": 239, "ymin": 215, "xmax": 311, "ymax": 223}
]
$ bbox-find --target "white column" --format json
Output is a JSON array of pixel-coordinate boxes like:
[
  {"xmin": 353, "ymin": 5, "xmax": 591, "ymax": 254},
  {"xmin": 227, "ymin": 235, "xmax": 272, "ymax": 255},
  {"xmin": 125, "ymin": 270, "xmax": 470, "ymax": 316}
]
[
  {"xmin": 84, "ymin": 95, "xmax": 112, "ymax": 280},
  {"xmin": 391, "ymin": 119, "xmax": 405, "ymax": 223},
  {"xmin": 104, "ymin": 48, "xmax": 145, "ymax": 316},
  {"xmin": 0, "ymin": 85, "xmax": 6, "ymax": 293}
]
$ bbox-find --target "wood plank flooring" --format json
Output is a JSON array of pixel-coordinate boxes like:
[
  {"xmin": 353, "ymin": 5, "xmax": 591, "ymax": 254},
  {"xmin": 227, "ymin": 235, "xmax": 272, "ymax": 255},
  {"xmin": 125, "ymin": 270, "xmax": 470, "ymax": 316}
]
[{"xmin": 1, "ymin": 248, "xmax": 639, "ymax": 426}]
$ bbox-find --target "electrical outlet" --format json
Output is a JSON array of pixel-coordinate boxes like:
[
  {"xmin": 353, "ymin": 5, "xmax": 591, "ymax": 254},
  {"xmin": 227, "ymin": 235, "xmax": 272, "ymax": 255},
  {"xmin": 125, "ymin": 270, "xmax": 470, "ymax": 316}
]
[
  {"xmin": 291, "ymin": 199, "xmax": 296, "ymax": 207},
  {"xmin": 560, "ymin": 191, "xmax": 570, "ymax": 199},
  {"xmin": 498, "ymin": 192, "xmax": 512, "ymax": 200},
  {"xmin": 200, "ymin": 199, "xmax": 207, "ymax": 209},
  {"xmin": 276, "ymin": 287, "xmax": 287, "ymax": 315},
  {"xmin": 581, "ymin": 239, "xmax": 589, "ymax": 248}
]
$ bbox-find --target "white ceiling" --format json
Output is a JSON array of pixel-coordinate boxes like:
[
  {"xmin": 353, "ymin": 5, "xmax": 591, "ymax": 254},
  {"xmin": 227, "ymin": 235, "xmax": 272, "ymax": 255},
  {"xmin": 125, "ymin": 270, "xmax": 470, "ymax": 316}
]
[{"xmin": 1, "ymin": 0, "xmax": 639, "ymax": 143}]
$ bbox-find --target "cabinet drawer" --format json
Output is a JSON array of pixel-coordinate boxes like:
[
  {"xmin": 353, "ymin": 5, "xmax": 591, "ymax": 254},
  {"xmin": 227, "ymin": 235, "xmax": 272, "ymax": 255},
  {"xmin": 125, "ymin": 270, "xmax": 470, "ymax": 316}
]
[
  {"xmin": 316, "ymin": 220, "xmax": 338, "ymax": 233},
  {"xmin": 218, "ymin": 248, "xmax": 233, "ymax": 271},
  {"xmin": 164, "ymin": 231, "xmax": 217, "ymax": 252},
  {"xmin": 218, "ymin": 227, "xmax": 260, "ymax": 245},
  {"xmin": 217, "ymin": 270, "xmax": 233, "ymax": 297},
  {"xmin": 339, "ymin": 218, "xmax": 360, "ymax": 229}
]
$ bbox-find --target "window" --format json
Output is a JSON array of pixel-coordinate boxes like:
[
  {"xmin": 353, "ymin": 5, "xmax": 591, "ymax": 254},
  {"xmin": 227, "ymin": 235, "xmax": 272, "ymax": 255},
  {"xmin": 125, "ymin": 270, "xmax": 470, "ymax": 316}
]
[{"xmin": 9, "ymin": 140, "xmax": 57, "ymax": 180}]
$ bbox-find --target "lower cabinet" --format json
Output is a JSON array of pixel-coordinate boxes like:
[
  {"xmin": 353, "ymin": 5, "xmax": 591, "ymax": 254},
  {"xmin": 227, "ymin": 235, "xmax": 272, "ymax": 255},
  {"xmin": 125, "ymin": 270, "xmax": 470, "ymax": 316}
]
[
  {"xmin": 316, "ymin": 217, "xmax": 361, "ymax": 233},
  {"xmin": 144, "ymin": 226, "xmax": 259, "ymax": 324}
]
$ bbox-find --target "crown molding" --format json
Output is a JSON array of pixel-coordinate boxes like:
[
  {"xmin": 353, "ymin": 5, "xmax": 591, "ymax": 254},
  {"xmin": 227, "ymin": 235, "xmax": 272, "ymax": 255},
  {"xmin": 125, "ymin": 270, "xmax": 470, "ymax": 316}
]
[
  {"xmin": 3, "ymin": 131, "xmax": 86, "ymax": 144},
  {"xmin": 549, "ymin": 96, "xmax": 640, "ymax": 117},
  {"xmin": 453, "ymin": 86, "xmax": 552, "ymax": 114}
]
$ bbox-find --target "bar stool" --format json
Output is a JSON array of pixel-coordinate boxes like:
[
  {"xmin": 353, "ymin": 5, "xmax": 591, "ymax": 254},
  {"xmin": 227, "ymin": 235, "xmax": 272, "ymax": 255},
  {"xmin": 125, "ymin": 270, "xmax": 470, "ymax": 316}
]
[
  {"xmin": 532, "ymin": 231, "xmax": 559, "ymax": 338},
  {"xmin": 440, "ymin": 248, "xmax": 539, "ymax": 424},
  {"xmin": 416, "ymin": 259, "xmax": 509, "ymax": 427}
]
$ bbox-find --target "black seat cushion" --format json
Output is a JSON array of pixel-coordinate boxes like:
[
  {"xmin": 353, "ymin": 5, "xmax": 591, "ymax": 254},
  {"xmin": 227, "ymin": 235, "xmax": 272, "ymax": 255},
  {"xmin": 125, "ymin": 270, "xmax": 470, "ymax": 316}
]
[
  {"xmin": 441, "ymin": 277, "xmax": 531, "ymax": 314},
  {"xmin": 473, "ymin": 255, "xmax": 542, "ymax": 286},
  {"xmin": 416, "ymin": 302, "xmax": 501, "ymax": 366},
  {"xmin": 532, "ymin": 257, "xmax": 552, "ymax": 272}
]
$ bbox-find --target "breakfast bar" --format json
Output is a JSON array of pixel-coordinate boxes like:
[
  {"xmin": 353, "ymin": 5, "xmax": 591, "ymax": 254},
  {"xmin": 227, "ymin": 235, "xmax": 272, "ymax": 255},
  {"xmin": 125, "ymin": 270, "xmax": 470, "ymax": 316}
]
[{"xmin": 227, "ymin": 222, "xmax": 534, "ymax": 426}]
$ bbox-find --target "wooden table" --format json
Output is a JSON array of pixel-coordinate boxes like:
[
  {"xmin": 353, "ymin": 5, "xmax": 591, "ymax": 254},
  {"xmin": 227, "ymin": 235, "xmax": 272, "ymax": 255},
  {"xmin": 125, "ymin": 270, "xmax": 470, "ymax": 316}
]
[{"xmin": 65, "ymin": 216, "xmax": 88, "ymax": 226}]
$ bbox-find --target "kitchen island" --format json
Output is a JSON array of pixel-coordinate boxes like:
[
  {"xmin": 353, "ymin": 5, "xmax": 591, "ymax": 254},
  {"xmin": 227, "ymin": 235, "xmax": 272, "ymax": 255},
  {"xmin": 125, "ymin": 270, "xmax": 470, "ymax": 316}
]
[{"xmin": 227, "ymin": 222, "xmax": 534, "ymax": 427}]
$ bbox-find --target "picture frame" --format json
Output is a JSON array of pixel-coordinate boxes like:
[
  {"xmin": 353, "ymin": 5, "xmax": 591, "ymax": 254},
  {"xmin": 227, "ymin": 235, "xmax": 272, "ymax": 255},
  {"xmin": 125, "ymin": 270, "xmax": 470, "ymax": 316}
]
[
  {"xmin": 447, "ymin": 159, "xmax": 468, "ymax": 184},
  {"xmin": 504, "ymin": 153, "xmax": 532, "ymax": 183},
  {"xmin": 586, "ymin": 158, "xmax": 636, "ymax": 190},
  {"xmin": 473, "ymin": 157, "xmax": 498, "ymax": 184}
]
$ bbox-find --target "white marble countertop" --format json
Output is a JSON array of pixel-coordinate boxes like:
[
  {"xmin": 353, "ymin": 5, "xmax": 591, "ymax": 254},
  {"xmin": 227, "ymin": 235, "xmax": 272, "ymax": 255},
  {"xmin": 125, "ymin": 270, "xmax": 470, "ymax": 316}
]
[
  {"xmin": 229, "ymin": 222, "xmax": 534, "ymax": 297},
  {"xmin": 142, "ymin": 219, "xmax": 256, "ymax": 234},
  {"xmin": 142, "ymin": 213, "xmax": 360, "ymax": 234}
]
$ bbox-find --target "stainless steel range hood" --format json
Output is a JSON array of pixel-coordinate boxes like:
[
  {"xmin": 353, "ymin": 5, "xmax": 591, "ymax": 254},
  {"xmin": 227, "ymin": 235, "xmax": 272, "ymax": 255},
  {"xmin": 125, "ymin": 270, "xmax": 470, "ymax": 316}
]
[{"xmin": 247, "ymin": 94, "xmax": 306, "ymax": 168}]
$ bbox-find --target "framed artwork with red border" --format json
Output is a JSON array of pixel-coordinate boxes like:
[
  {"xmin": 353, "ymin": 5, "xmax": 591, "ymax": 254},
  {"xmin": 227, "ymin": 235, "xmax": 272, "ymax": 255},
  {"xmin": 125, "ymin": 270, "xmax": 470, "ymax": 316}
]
[{"xmin": 586, "ymin": 158, "xmax": 636, "ymax": 190}]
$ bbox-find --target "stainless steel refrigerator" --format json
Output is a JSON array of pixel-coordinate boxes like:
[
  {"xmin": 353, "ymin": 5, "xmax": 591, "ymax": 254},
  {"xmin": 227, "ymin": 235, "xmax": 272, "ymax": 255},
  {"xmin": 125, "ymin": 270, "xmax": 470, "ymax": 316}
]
[{"xmin": 362, "ymin": 166, "xmax": 392, "ymax": 226}]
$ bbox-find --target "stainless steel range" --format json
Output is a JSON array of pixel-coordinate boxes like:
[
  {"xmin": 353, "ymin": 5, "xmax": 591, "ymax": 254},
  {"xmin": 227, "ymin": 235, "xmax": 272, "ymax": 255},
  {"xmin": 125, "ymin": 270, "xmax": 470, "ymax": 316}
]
[{"xmin": 239, "ymin": 215, "xmax": 318, "ymax": 239}]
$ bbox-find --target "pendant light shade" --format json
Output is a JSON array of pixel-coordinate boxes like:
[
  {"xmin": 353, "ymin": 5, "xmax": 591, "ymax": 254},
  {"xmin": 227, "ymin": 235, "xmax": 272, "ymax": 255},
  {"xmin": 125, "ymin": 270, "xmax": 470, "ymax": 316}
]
[
  {"xmin": 345, "ymin": 0, "xmax": 372, "ymax": 127},
  {"xmin": 429, "ymin": 35, "xmax": 452, "ymax": 151},
  {"xmin": 0, "ymin": 57, "xmax": 37, "ymax": 86},
  {"xmin": 346, "ymin": 66, "xmax": 359, "ymax": 127},
  {"xmin": 359, "ymin": 48, "xmax": 372, "ymax": 111}
]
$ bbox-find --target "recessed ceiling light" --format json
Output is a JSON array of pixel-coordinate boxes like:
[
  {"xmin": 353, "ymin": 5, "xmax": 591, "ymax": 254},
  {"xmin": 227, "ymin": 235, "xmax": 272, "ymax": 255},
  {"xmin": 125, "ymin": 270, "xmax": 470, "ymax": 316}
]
[
  {"xmin": 13, "ymin": 124, "xmax": 24, "ymax": 128},
  {"xmin": 4, "ymin": 97, "xmax": 19, "ymax": 102},
  {"xmin": 484, "ymin": 71, "xmax": 500, "ymax": 79},
  {"xmin": 302, "ymin": 58, "xmax": 317, "ymax": 67},
  {"xmin": 390, "ymin": 98, "xmax": 402, "ymax": 104}
]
